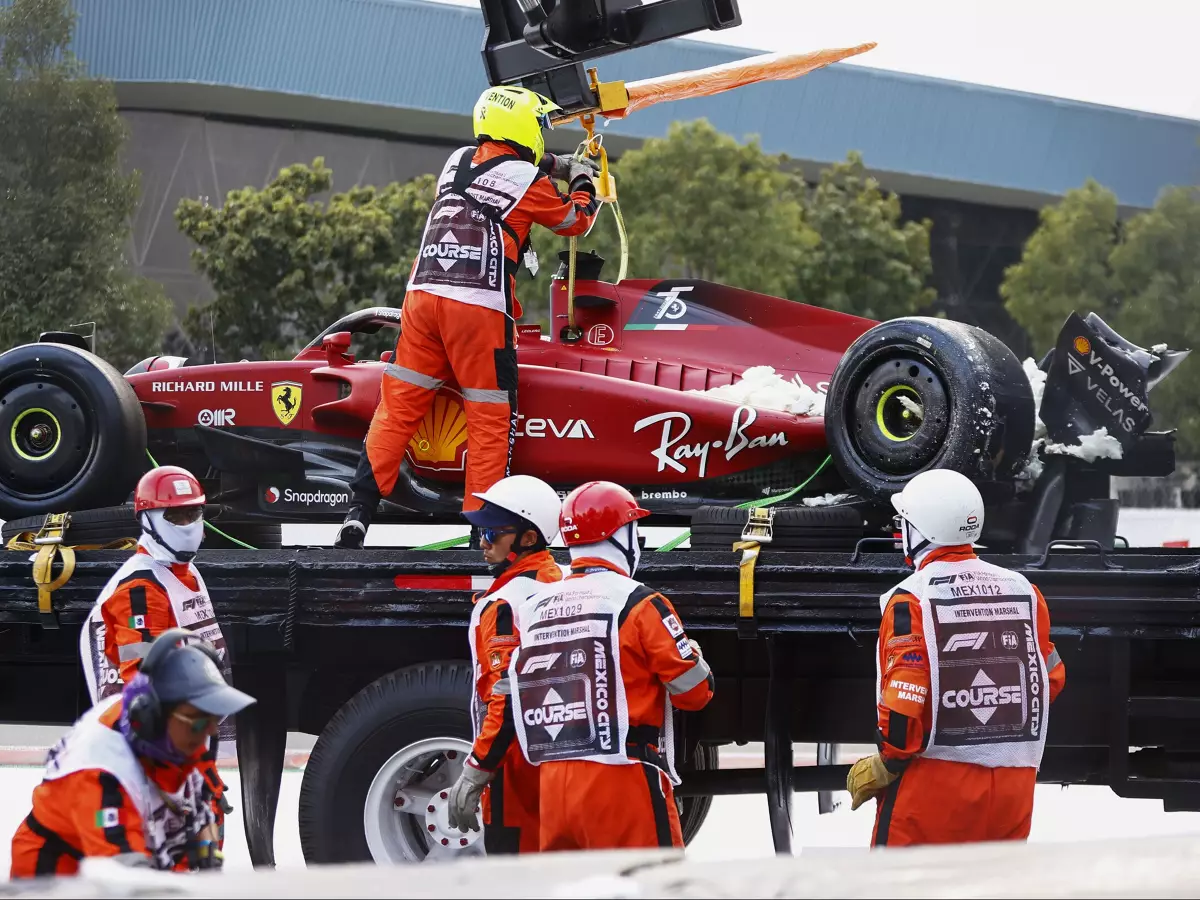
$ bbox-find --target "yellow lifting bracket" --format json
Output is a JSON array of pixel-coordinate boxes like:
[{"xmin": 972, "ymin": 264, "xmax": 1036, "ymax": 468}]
[
  {"xmin": 732, "ymin": 507, "xmax": 775, "ymax": 640},
  {"xmin": 29, "ymin": 513, "xmax": 74, "ymax": 630}
]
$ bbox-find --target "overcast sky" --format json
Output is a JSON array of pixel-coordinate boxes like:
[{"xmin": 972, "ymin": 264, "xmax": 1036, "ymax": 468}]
[{"xmin": 435, "ymin": 0, "xmax": 1200, "ymax": 121}]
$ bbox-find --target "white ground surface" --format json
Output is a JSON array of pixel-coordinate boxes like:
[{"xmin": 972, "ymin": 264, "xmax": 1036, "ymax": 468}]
[{"xmin": 4, "ymin": 763, "xmax": 1200, "ymax": 876}]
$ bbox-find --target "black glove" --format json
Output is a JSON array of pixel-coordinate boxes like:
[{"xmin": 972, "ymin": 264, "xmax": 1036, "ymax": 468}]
[{"xmin": 544, "ymin": 152, "xmax": 598, "ymax": 182}]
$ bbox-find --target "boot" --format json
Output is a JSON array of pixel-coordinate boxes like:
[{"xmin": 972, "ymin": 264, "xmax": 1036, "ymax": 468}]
[{"xmin": 334, "ymin": 503, "xmax": 372, "ymax": 550}]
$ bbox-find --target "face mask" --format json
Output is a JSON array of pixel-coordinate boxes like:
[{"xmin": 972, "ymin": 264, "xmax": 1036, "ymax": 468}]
[
  {"xmin": 609, "ymin": 522, "xmax": 641, "ymax": 577},
  {"xmin": 900, "ymin": 518, "xmax": 931, "ymax": 567},
  {"xmin": 141, "ymin": 510, "xmax": 204, "ymax": 563}
]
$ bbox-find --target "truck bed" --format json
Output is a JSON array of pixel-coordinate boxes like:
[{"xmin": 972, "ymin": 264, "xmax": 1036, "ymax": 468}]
[{"xmin": 4, "ymin": 543, "xmax": 1200, "ymax": 863}]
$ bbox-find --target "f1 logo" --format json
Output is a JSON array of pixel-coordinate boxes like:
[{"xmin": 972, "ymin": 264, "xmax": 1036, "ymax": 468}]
[
  {"xmin": 943, "ymin": 632, "xmax": 988, "ymax": 652},
  {"xmin": 519, "ymin": 652, "xmax": 561, "ymax": 675}
]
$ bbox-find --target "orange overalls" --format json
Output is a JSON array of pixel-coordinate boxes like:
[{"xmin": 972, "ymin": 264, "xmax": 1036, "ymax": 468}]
[
  {"xmin": 10, "ymin": 700, "xmax": 211, "ymax": 878},
  {"xmin": 93, "ymin": 548, "xmax": 229, "ymax": 839},
  {"xmin": 534, "ymin": 559, "xmax": 714, "ymax": 851},
  {"xmin": 468, "ymin": 550, "xmax": 562, "ymax": 853},
  {"xmin": 872, "ymin": 545, "xmax": 1067, "ymax": 847},
  {"xmin": 353, "ymin": 142, "xmax": 599, "ymax": 512}
]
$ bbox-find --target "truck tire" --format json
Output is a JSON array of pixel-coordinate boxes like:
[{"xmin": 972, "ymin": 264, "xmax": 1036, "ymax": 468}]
[
  {"xmin": 824, "ymin": 317, "xmax": 1034, "ymax": 500},
  {"xmin": 678, "ymin": 742, "xmax": 719, "ymax": 845},
  {"xmin": 299, "ymin": 662, "xmax": 714, "ymax": 865},
  {"xmin": 689, "ymin": 505, "xmax": 865, "ymax": 550},
  {"xmin": 299, "ymin": 663, "xmax": 474, "ymax": 865},
  {"xmin": 0, "ymin": 343, "xmax": 146, "ymax": 520}
]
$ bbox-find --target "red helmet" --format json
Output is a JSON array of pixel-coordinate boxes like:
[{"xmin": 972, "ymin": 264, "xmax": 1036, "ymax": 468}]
[
  {"xmin": 559, "ymin": 481, "xmax": 650, "ymax": 546},
  {"xmin": 134, "ymin": 466, "xmax": 206, "ymax": 513}
]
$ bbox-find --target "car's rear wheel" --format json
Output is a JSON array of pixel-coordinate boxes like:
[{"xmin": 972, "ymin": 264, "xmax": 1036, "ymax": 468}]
[
  {"xmin": 824, "ymin": 317, "xmax": 1034, "ymax": 500},
  {"xmin": 0, "ymin": 506, "xmax": 283, "ymax": 550},
  {"xmin": 0, "ymin": 344, "xmax": 146, "ymax": 520}
]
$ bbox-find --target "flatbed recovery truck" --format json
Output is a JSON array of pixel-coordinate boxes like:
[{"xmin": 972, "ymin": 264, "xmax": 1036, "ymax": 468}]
[{"xmin": 4, "ymin": 538, "xmax": 1200, "ymax": 865}]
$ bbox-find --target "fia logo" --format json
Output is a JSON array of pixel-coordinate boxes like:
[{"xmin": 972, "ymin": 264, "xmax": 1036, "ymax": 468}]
[
  {"xmin": 1001, "ymin": 631, "xmax": 1019, "ymax": 650},
  {"xmin": 569, "ymin": 649, "xmax": 586, "ymax": 668}
]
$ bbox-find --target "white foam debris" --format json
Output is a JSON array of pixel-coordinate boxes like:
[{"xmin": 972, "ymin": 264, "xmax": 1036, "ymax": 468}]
[
  {"xmin": 1045, "ymin": 427, "xmax": 1124, "ymax": 462},
  {"xmin": 1152, "ymin": 343, "xmax": 1168, "ymax": 354},
  {"xmin": 898, "ymin": 395, "xmax": 924, "ymax": 418},
  {"xmin": 802, "ymin": 492, "xmax": 853, "ymax": 507},
  {"xmin": 1022, "ymin": 357, "xmax": 1048, "ymax": 441},
  {"xmin": 688, "ymin": 366, "xmax": 826, "ymax": 416},
  {"xmin": 1015, "ymin": 358, "xmax": 1051, "ymax": 489}
]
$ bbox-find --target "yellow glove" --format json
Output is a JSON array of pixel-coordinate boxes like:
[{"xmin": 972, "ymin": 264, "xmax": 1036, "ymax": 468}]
[{"xmin": 846, "ymin": 753, "xmax": 898, "ymax": 811}]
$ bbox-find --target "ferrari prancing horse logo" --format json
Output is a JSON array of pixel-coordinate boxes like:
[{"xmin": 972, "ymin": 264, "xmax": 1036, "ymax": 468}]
[{"xmin": 271, "ymin": 381, "xmax": 302, "ymax": 427}]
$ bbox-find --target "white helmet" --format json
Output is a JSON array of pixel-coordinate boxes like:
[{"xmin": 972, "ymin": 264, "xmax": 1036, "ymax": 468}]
[
  {"xmin": 890, "ymin": 469, "xmax": 984, "ymax": 548},
  {"xmin": 468, "ymin": 475, "xmax": 562, "ymax": 543}
]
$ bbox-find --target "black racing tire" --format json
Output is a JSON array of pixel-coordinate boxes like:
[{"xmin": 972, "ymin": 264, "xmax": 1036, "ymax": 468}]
[
  {"xmin": 824, "ymin": 317, "xmax": 1034, "ymax": 500},
  {"xmin": 1, "ymin": 505, "xmax": 138, "ymax": 546},
  {"xmin": 688, "ymin": 505, "xmax": 866, "ymax": 550},
  {"xmin": 200, "ymin": 521, "xmax": 283, "ymax": 551},
  {"xmin": 1, "ymin": 507, "xmax": 284, "ymax": 551},
  {"xmin": 298, "ymin": 663, "xmax": 475, "ymax": 865},
  {"xmin": 0, "ymin": 343, "xmax": 146, "ymax": 520}
]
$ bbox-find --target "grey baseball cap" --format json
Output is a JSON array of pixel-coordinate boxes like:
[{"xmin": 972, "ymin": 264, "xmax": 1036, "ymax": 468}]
[{"xmin": 155, "ymin": 645, "xmax": 256, "ymax": 718}]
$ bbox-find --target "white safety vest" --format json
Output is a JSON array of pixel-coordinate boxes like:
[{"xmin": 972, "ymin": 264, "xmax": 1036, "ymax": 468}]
[
  {"xmin": 880, "ymin": 555, "xmax": 1050, "ymax": 769},
  {"xmin": 80, "ymin": 548, "xmax": 234, "ymax": 751},
  {"xmin": 509, "ymin": 569, "xmax": 679, "ymax": 784},
  {"xmin": 407, "ymin": 146, "xmax": 540, "ymax": 314},
  {"xmin": 467, "ymin": 570, "xmax": 545, "ymax": 738},
  {"xmin": 42, "ymin": 696, "xmax": 212, "ymax": 870}
]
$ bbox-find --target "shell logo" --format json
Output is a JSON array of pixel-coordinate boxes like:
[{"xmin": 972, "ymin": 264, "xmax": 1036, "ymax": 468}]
[
  {"xmin": 407, "ymin": 393, "xmax": 469, "ymax": 471},
  {"xmin": 1073, "ymin": 336, "xmax": 1091, "ymax": 355}
]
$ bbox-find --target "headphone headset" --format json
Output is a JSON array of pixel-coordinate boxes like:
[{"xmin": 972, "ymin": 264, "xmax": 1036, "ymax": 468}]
[{"xmin": 126, "ymin": 628, "xmax": 223, "ymax": 741}]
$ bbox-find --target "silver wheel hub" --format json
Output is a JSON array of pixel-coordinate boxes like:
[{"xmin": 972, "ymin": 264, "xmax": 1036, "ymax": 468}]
[{"xmin": 363, "ymin": 737, "xmax": 484, "ymax": 864}]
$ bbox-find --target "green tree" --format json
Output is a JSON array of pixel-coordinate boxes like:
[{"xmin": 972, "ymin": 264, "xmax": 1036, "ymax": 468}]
[
  {"xmin": 1002, "ymin": 182, "xmax": 1200, "ymax": 454},
  {"xmin": 1110, "ymin": 186, "xmax": 1200, "ymax": 453},
  {"xmin": 790, "ymin": 151, "xmax": 935, "ymax": 321},
  {"xmin": 521, "ymin": 127, "xmax": 934, "ymax": 329},
  {"xmin": 519, "ymin": 119, "xmax": 810, "ymax": 327},
  {"xmin": 0, "ymin": 0, "xmax": 172, "ymax": 369},
  {"xmin": 1000, "ymin": 179, "xmax": 1120, "ymax": 353},
  {"xmin": 176, "ymin": 159, "xmax": 435, "ymax": 361}
]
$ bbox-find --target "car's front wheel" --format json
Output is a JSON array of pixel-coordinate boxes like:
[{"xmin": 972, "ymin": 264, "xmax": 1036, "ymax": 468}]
[{"xmin": 0, "ymin": 343, "xmax": 146, "ymax": 519}]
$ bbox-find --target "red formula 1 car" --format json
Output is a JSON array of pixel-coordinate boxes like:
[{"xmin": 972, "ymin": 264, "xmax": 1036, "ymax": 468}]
[{"xmin": 0, "ymin": 251, "xmax": 1185, "ymax": 551}]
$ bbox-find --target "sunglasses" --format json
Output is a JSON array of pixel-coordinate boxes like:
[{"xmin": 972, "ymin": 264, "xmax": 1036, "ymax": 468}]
[
  {"xmin": 893, "ymin": 515, "xmax": 904, "ymax": 532},
  {"xmin": 480, "ymin": 525, "xmax": 519, "ymax": 545},
  {"xmin": 163, "ymin": 506, "xmax": 203, "ymax": 526},
  {"xmin": 537, "ymin": 112, "xmax": 554, "ymax": 131},
  {"xmin": 172, "ymin": 710, "xmax": 224, "ymax": 735}
]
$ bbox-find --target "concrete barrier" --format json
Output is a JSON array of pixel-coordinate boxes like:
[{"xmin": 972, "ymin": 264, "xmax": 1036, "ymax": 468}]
[{"xmin": 9, "ymin": 831, "xmax": 1200, "ymax": 898}]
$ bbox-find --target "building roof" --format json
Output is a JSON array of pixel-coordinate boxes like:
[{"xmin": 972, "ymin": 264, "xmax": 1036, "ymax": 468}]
[{"xmin": 57, "ymin": 0, "xmax": 1200, "ymax": 210}]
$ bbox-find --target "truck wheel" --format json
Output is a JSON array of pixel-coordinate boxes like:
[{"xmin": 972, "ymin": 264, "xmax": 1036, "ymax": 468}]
[
  {"xmin": 298, "ymin": 663, "xmax": 716, "ymax": 864},
  {"xmin": 298, "ymin": 663, "xmax": 479, "ymax": 865},
  {"xmin": 677, "ymin": 742, "xmax": 719, "ymax": 845},
  {"xmin": 824, "ymin": 317, "xmax": 1034, "ymax": 500},
  {"xmin": 0, "ymin": 343, "xmax": 146, "ymax": 520}
]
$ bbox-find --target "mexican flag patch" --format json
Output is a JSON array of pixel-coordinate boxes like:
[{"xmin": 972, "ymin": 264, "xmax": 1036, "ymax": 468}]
[
  {"xmin": 127, "ymin": 615, "xmax": 145, "ymax": 629},
  {"xmin": 95, "ymin": 808, "xmax": 120, "ymax": 828}
]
